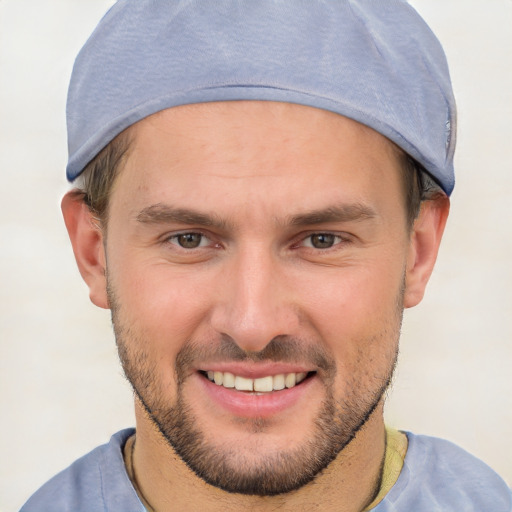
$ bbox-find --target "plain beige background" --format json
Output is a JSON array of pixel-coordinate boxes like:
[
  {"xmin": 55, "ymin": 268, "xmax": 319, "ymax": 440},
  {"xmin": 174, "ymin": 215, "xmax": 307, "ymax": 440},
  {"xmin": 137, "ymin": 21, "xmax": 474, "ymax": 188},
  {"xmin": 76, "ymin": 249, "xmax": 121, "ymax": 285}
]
[{"xmin": 0, "ymin": 1, "xmax": 510, "ymax": 510}]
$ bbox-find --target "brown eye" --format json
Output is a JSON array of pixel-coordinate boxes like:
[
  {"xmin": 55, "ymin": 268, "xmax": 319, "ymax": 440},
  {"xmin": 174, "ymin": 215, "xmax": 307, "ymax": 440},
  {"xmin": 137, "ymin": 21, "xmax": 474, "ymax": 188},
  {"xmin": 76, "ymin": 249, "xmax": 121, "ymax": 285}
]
[
  {"xmin": 309, "ymin": 234, "xmax": 336, "ymax": 249},
  {"xmin": 175, "ymin": 233, "xmax": 204, "ymax": 249}
]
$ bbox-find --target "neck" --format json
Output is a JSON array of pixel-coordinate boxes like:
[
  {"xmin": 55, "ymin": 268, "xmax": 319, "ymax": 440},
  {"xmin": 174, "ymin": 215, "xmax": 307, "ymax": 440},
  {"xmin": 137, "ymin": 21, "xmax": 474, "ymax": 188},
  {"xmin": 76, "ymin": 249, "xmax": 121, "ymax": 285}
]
[{"xmin": 129, "ymin": 400, "xmax": 387, "ymax": 512}]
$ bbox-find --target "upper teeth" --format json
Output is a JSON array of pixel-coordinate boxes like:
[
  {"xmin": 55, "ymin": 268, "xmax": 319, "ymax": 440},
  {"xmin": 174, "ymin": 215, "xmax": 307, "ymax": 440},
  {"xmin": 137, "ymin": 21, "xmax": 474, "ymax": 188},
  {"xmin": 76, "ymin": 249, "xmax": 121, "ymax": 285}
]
[{"xmin": 206, "ymin": 371, "xmax": 308, "ymax": 392}]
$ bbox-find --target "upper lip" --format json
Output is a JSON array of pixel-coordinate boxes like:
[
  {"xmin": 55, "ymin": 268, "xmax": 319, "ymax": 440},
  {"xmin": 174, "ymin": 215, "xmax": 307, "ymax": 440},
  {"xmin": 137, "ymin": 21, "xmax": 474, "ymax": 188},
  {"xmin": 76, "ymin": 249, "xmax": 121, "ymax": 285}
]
[{"xmin": 197, "ymin": 362, "xmax": 314, "ymax": 379}]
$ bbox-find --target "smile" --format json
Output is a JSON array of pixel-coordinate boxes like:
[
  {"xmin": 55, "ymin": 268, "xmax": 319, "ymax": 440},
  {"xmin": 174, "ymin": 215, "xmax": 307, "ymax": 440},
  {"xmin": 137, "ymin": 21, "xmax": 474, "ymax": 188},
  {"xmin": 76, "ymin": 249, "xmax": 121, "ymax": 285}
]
[{"xmin": 203, "ymin": 371, "xmax": 310, "ymax": 393}]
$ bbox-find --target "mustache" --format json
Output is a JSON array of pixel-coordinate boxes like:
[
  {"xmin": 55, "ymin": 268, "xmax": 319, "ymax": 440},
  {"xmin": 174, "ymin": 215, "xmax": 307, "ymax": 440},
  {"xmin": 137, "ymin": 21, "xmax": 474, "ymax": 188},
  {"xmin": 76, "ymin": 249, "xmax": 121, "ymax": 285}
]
[{"xmin": 175, "ymin": 334, "xmax": 335, "ymax": 379}]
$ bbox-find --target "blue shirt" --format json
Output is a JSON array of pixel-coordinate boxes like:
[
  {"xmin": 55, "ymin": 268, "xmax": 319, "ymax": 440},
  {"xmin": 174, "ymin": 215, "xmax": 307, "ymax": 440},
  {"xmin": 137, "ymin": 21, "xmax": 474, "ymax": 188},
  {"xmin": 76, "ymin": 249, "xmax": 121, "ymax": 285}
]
[{"xmin": 21, "ymin": 429, "xmax": 512, "ymax": 511}]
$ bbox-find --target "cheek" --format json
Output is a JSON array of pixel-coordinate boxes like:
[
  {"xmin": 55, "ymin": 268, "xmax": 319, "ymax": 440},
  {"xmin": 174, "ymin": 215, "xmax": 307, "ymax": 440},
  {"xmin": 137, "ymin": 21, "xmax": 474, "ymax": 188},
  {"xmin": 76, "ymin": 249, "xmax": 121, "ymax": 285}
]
[
  {"xmin": 296, "ymin": 261, "xmax": 404, "ymax": 369},
  {"xmin": 109, "ymin": 255, "xmax": 214, "ymax": 359},
  {"xmin": 299, "ymin": 262, "xmax": 404, "ymax": 331}
]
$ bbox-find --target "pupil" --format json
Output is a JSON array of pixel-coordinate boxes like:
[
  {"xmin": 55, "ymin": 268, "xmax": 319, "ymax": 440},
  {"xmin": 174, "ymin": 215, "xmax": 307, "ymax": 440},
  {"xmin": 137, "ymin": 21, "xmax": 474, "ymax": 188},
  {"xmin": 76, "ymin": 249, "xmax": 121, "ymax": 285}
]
[
  {"xmin": 179, "ymin": 233, "xmax": 201, "ymax": 248},
  {"xmin": 312, "ymin": 234, "xmax": 335, "ymax": 249}
]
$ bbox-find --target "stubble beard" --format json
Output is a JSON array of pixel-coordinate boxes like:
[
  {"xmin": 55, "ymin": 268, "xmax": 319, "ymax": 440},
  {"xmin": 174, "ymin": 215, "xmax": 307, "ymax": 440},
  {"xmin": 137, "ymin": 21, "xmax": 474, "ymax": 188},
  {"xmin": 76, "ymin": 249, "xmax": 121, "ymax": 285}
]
[{"xmin": 109, "ymin": 283, "xmax": 402, "ymax": 496}]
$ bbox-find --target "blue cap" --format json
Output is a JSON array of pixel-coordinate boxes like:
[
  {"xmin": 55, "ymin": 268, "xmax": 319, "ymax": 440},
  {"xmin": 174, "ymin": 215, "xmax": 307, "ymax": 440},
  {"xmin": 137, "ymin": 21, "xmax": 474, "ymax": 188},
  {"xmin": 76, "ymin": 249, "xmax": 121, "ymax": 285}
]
[{"xmin": 67, "ymin": 0, "xmax": 456, "ymax": 194}]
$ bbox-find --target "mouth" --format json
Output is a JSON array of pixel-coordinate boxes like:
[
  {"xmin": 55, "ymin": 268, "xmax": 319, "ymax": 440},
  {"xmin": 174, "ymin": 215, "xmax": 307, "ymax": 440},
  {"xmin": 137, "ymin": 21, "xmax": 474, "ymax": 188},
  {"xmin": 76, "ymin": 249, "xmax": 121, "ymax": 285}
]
[
  {"xmin": 195, "ymin": 364, "xmax": 320, "ymax": 418},
  {"xmin": 199, "ymin": 370, "xmax": 315, "ymax": 394}
]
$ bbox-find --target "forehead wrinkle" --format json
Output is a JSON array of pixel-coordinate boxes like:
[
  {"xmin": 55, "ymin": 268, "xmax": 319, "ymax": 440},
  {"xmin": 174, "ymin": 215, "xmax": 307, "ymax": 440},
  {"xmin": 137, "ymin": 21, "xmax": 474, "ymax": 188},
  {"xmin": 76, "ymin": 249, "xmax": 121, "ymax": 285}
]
[{"xmin": 135, "ymin": 203, "xmax": 232, "ymax": 230}]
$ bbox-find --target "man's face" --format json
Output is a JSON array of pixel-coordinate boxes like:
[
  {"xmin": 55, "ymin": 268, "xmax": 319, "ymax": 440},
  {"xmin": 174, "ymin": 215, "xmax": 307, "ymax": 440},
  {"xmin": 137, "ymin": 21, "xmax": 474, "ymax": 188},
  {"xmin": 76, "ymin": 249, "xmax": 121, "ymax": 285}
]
[{"xmin": 105, "ymin": 101, "xmax": 410, "ymax": 495}]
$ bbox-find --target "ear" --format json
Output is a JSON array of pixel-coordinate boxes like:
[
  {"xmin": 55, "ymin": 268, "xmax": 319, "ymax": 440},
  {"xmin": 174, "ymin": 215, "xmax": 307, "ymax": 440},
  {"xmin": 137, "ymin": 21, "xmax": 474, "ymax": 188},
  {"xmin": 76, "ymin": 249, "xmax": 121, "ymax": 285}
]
[
  {"xmin": 61, "ymin": 191, "xmax": 109, "ymax": 309},
  {"xmin": 404, "ymin": 195, "xmax": 450, "ymax": 308}
]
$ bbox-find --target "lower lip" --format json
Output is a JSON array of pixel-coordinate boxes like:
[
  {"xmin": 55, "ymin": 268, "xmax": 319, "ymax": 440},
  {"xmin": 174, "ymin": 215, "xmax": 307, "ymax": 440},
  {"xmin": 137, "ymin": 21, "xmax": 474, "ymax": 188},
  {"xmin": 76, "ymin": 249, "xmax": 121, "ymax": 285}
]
[{"xmin": 197, "ymin": 373, "xmax": 317, "ymax": 418}]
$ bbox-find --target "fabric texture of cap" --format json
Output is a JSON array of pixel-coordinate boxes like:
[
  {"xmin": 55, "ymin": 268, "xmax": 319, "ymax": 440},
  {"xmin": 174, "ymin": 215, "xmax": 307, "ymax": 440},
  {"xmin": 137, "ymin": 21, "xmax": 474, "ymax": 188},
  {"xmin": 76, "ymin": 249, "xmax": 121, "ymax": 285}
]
[{"xmin": 66, "ymin": 0, "xmax": 457, "ymax": 194}]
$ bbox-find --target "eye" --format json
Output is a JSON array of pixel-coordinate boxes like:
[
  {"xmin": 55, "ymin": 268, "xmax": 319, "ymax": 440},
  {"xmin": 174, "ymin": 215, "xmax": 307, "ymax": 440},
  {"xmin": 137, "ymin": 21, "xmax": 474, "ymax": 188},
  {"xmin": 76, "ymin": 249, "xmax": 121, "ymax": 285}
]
[
  {"xmin": 302, "ymin": 233, "xmax": 342, "ymax": 249},
  {"xmin": 169, "ymin": 232, "xmax": 209, "ymax": 249}
]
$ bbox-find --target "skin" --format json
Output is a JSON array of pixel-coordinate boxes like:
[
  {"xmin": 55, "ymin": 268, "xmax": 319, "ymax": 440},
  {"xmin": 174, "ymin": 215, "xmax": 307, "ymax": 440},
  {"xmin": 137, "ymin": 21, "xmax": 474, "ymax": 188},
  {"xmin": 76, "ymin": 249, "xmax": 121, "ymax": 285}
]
[{"xmin": 62, "ymin": 101, "xmax": 449, "ymax": 511}]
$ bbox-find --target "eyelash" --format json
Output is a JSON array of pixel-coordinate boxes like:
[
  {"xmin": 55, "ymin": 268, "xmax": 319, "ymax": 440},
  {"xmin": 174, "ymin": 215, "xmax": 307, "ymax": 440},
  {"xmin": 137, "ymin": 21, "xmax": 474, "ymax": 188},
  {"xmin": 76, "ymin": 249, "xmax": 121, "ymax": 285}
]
[
  {"xmin": 164, "ymin": 231, "xmax": 351, "ymax": 251},
  {"xmin": 166, "ymin": 232, "xmax": 214, "ymax": 249},
  {"xmin": 297, "ymin": 233, "xmax": 349, "ymax": 250}
]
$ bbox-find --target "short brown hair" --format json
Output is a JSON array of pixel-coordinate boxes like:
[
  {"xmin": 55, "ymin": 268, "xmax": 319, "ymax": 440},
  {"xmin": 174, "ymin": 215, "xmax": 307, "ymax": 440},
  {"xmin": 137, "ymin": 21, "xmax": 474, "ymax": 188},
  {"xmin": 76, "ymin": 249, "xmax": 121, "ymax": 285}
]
[
  {"xmin": 399, "ymin": 153, "xmax": 445, "ymax": 229},
  {"xmin": 75, "ymin": 130, "xmax": 132, "ymax": 226},
  {"xmin": 76, "ymin": 132, "xmax": 444, "ymax": 230}
]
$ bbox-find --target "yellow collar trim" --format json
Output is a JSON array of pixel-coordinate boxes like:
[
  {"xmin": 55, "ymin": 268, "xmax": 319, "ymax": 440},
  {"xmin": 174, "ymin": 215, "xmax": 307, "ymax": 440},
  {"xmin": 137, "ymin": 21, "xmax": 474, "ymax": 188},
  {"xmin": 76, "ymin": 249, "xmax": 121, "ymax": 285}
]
[{"xmin": 363, "ymin": 427, "xmax": 408, "ymax": 511}]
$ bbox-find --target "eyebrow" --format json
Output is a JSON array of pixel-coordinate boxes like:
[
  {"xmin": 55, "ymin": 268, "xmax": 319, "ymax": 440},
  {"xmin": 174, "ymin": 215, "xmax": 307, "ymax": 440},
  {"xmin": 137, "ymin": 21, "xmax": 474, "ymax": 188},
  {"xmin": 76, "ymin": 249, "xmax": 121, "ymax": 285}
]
[
  {"xmin": 135, "ymin": 202, "xmax": 377, "ymax": 230},
  {"xmin": 288, "ymin": 204, "xmax": 377, "ymax": 226},
  {"xmin": 136, "ymin": 204, "xmax": 230, "ymax": 230}
]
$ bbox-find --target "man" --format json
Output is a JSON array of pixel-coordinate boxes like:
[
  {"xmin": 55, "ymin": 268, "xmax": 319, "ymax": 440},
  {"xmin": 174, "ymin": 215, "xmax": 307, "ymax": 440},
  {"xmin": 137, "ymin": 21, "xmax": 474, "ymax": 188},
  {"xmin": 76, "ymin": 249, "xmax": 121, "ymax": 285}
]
[{"xmin": 21, "ymin": 0, "xmax": 511, "ymax": 510}]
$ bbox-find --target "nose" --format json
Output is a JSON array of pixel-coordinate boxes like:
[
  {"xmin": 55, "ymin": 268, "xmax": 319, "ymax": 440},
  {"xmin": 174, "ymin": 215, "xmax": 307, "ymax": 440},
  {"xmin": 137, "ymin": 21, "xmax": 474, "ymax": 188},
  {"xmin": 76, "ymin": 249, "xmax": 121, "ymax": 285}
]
[{"xmin": 210, "ymin": 245, "xmax": 298, "ymax": 353}]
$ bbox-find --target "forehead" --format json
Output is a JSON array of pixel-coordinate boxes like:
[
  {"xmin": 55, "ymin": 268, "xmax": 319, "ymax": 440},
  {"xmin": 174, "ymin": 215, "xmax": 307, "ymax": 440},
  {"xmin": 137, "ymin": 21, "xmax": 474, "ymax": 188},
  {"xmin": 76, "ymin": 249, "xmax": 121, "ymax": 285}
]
[
  {"xmin": 129, "ymin": 100, "xmax": 401, "ymax": 158},
  {"xmin": 112, "ymin": 101, "xmax": 404, "ymax": 220}
]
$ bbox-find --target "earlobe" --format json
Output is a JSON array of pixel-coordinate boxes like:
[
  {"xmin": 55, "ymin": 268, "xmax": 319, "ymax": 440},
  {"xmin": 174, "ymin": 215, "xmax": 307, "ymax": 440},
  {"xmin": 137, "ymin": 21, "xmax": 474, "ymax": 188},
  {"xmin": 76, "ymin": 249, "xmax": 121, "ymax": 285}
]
[
  {"xmin": 61, "ymin": 191, "xmax": 109, "ymax": 309},
  {"xmin": 404, "ymin": 196, "xmax": 450, "ymax": 308}
]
